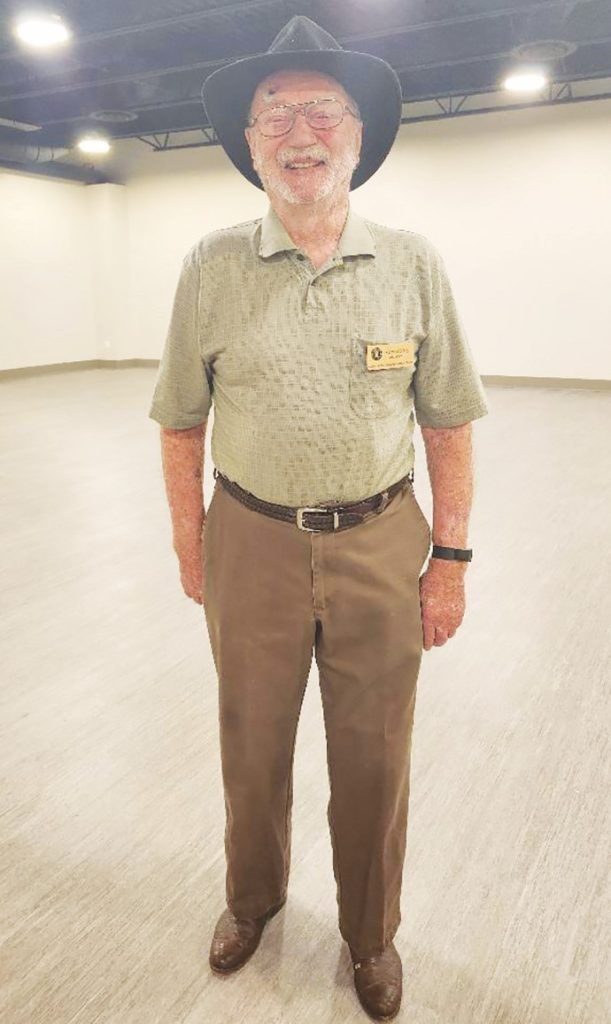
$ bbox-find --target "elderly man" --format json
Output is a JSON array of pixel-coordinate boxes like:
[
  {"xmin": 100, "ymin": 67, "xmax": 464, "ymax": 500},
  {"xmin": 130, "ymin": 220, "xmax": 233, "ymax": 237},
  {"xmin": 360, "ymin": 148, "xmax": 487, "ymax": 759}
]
[{"xmin": 149, "ymin": 16, "xmax": 489, "ymax": 1022}]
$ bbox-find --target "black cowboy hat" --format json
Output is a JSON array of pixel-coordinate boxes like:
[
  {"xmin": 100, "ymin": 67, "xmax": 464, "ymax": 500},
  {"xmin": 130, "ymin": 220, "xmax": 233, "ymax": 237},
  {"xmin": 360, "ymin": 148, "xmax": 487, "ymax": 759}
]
[{"xmin": 201, "ymin": 15, "xmax": 402, "ymax": 191}]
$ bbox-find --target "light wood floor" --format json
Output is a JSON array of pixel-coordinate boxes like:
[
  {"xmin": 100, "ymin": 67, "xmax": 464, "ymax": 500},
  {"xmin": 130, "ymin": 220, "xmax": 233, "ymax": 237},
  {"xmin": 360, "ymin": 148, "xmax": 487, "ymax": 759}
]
[{"xmin": 1, "ymin": 368, "xmax": 609, "ymax": 1024}]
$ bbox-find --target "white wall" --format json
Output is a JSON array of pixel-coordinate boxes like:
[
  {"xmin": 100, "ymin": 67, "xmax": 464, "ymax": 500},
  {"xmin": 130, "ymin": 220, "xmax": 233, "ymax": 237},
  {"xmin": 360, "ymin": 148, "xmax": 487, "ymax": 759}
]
[
  {"xmin": 1, "ymin": 98, "xmax": 610, "ymax": 378},
  {"xmin": 88, "ymin": 184, "xmax": 130, "ymax": 361},
  {"xmin": 0, "ymin": 170, "xmax": 96, "ymax": 369}
]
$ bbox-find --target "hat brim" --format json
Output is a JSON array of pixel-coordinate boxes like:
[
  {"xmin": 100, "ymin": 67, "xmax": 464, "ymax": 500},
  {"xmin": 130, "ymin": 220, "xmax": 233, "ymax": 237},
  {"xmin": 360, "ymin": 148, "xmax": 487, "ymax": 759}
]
[{"xmin": 201, "ymin": 50, "xmax": 402, "ymax": 191}]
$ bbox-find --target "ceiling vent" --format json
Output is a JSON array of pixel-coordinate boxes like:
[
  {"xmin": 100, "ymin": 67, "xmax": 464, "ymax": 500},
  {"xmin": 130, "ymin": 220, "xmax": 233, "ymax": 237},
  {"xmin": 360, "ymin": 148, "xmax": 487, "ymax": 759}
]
[
  {"xmin": 89, "ymin": 110, "xmax": 138, "ymax": 123},
  {"xmin": 511, "ymin": 40, "xmax": 577, "ymax": 61}
]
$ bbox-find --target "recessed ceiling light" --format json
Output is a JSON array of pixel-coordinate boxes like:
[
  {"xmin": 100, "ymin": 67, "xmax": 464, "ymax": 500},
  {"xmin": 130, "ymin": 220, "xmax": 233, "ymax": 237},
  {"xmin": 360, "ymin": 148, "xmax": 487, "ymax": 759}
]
[
  {"xmin": 503, "ymin": 70, "xmax": 549, "ymax": 93},
  {"xmin": 77, "ymin": 135, "xmax": 111, "ymax": 155},
  {"xmin": 13, "ymin": 13, "xmax": 72, "ymax": 48}
]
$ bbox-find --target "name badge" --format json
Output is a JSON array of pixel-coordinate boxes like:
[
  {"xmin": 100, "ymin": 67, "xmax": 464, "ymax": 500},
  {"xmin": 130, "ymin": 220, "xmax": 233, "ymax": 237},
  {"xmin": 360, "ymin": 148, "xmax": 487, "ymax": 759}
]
[{"xmin": 365, "ymin": 341, "xmax": 415, "ymax": 371}]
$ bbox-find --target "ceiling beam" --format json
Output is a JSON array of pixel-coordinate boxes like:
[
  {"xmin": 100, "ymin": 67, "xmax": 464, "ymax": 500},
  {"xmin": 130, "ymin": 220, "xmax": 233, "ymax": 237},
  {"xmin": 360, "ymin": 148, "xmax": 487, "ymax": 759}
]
[
  {"xmin": 0, "ymin": 0, "xmax": 280, "ymax": 59},
  {"xmin": 0, "ymin": 0, "xmax": 591, "ymax": 101},
  {"xmin": 2, "ymin": 30, "xmax": 609, "ymax": 118},
  {"xmin": 129, "ymin": 83, "xmax": 611, "ymax": 150}
]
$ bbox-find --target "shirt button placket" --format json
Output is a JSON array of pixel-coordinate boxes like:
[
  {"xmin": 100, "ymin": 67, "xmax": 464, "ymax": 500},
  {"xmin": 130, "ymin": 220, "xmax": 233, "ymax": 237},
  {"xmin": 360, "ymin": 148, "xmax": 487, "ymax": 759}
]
[
  {"xmin": 305, "ymin": 274, "xmax": 318, "ymax": 310},
  {"xmin": 299, "ymin": 258, "xmax": 313, "ymax": 310}
]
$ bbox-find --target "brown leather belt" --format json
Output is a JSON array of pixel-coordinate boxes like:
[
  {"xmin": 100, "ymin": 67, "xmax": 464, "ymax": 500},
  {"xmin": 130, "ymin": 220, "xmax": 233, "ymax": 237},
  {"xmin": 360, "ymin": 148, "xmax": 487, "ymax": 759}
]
[{"xmin": 212, "ymin": 467, "xmax": 414, "ymax": 533}]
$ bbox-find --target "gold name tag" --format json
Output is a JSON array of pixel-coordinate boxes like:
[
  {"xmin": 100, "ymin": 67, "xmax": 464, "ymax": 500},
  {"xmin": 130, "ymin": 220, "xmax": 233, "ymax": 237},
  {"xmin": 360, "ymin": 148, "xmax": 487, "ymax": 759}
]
[{"xmin": 365, "ymin": 341, "xmax": 415, "ymax": 371}]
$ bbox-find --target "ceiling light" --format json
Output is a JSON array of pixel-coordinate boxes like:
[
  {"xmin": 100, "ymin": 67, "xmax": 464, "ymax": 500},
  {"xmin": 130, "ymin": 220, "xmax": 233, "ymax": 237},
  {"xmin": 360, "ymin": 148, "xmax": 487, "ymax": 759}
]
[
  {"xmin": 503, "ymin": 70, "xmax": 549, "ymax": 93},
  {"xmin": 13, "ymin": 12, "xmax": 72, "ymax": 48},
  {"xmin": 77, "ymin": 135, "xmax": 111, "ymax": 155}
]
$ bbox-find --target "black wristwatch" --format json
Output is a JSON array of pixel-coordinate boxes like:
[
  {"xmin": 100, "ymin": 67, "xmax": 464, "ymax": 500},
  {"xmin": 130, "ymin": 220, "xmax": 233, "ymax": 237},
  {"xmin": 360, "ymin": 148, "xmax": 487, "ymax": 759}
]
[{"xmin": 431, "ymin": 545, "xmax": 473, "ymax": 562}]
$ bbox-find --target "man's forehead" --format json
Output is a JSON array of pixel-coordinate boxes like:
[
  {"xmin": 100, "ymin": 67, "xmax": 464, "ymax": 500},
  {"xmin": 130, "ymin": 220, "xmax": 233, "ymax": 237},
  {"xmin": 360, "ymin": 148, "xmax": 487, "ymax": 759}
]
[{"xmin": 251, "ymin": 70, "xmax": 348, "ymax": 107}]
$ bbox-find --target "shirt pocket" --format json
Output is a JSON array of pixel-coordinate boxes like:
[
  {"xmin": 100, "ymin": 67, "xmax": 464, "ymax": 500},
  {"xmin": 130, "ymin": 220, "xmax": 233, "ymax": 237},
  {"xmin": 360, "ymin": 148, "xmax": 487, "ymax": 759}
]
[{"xmin": 348, "ymin": 337, "xmax": 415, "ymax": 420}]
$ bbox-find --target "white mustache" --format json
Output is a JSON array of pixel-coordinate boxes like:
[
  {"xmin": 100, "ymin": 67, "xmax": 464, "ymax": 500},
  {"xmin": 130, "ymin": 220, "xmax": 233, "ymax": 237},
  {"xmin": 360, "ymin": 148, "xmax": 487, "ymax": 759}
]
[{"xmin": 278, "ymin": 146, "xmax": 329, "ymax": 167}]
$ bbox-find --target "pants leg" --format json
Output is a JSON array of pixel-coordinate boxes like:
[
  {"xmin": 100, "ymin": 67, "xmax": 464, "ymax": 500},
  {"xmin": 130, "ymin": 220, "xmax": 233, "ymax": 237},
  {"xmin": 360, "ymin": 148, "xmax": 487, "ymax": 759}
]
[
  {"xmin": 313, "ymin": 483, "xmax": 431, "ymax": 958},
  {"xmin": 202, "ymin": 481, "xmax": 316, "ymax": 919}
]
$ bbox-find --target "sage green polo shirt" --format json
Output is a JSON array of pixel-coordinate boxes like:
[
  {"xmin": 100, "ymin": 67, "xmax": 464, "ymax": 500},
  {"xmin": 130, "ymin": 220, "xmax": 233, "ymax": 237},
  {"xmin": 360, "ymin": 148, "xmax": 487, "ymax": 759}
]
[{"xmin": 148, "ymin": 204, "xmax": 489, "ymax": 505}]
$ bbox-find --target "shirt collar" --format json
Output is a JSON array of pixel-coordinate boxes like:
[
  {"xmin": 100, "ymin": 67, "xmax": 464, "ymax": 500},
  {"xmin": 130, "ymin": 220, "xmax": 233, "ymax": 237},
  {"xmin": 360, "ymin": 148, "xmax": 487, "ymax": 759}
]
[{"xmin": 258, "ymin": 204, "xmax": 376, "ymax": 259}]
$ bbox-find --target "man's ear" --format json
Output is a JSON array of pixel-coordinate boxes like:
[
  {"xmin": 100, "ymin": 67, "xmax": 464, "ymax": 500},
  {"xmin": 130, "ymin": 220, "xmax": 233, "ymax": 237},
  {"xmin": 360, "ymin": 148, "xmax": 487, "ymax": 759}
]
[{"xmin": 244, "ymin": 127, "xmax": 258, "ymax": 171}]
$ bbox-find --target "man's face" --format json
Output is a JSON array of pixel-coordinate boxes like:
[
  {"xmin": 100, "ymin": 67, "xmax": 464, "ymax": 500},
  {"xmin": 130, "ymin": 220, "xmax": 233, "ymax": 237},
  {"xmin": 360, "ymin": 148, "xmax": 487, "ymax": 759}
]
[{"xmin": 244, "ymin": 70, "xmax": 363, "ymax": 206}]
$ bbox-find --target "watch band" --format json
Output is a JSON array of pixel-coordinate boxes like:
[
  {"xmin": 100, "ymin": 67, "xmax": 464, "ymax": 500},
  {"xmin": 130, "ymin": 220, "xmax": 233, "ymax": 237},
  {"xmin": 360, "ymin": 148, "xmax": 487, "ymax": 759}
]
[{"xmin": 431, "ymin": 545, "xmax": 473, "ymax": 562}]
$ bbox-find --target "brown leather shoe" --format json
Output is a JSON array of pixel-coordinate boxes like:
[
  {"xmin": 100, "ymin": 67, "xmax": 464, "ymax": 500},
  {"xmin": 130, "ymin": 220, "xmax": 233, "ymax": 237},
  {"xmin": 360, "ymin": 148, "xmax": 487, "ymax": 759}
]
[
  {"xmin": 349, "ymin": 941, "xmax": 403, "ymax": 1021},
  {"xmin": 209, "ymin": 897, "xmax": 286, "ymax": 974}
]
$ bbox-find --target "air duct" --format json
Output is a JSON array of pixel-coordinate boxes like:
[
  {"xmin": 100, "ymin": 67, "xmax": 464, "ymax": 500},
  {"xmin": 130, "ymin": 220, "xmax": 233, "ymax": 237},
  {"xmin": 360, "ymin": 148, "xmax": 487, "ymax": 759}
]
[
  {"xmin": 0, "ymin": 139, "xmax": 112, "ymax": 183},
  {"xmin": 0, "ymin": 140, "xmax": 70, "ymax": 163}
]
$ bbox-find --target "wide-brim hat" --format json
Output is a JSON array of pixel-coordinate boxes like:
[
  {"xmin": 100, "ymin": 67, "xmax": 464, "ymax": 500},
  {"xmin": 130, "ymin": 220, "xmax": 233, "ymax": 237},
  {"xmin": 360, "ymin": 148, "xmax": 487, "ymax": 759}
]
[{"xmin": 201, "ymin": 15, "xmax": 402, "ymax": 191}]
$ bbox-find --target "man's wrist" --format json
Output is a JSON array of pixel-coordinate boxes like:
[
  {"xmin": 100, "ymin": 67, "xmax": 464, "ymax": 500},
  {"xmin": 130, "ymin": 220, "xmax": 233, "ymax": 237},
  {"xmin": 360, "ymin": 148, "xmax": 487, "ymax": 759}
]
[
  {"xmin": 431, "ymin": 542, "xmax": 472, "ymax": 561},
  {"xmin": 428, "ymin": 555, "xmax": 468, "ymax": 570},
  {"xmin": 428, "ymin": 543, "xmax": 470, "ymax": 571}
]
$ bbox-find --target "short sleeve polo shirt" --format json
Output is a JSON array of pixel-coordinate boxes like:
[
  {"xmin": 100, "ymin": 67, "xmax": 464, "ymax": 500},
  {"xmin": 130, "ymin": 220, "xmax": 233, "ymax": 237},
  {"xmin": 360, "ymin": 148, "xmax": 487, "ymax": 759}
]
[{"xmin": 148, "ymin": 204, "xmax": 489, "ymax": 505}]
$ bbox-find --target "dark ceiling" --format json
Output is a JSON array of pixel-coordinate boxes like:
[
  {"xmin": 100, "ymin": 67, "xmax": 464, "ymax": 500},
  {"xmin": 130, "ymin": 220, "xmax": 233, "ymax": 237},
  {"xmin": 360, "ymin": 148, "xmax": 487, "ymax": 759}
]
[{"xmin": 0, "ymin": 0, "xmax": 610, "ymax": 175}]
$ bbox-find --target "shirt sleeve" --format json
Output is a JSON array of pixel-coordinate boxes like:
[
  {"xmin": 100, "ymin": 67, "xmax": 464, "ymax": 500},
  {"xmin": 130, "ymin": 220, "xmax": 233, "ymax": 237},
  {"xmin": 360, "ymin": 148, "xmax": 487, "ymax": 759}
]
[
  {"xmin": 413, "ymin": 239, "xmax": 489, "ymax": 428},
  {"xmin": 148, "ymin": 246, "xmax": 213, "ymax": 428}
]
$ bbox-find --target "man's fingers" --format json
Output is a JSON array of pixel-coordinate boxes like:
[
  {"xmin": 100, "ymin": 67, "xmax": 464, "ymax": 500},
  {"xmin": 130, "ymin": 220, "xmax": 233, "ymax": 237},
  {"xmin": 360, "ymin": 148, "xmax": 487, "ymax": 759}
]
[
  {"xmin": 422, "ymin": 615, "xmax": 435, "ymax": 651},
  {"xmin": 421, "ymin": 613, "xmax": 454, "ymax": 649}
]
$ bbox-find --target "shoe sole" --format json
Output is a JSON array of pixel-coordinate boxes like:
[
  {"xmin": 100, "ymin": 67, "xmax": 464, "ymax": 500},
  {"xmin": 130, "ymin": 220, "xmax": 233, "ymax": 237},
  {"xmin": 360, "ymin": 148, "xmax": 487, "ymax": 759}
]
[{"xmin": 209, "ymin": 896, "xmax": 287, "ymax": 975}]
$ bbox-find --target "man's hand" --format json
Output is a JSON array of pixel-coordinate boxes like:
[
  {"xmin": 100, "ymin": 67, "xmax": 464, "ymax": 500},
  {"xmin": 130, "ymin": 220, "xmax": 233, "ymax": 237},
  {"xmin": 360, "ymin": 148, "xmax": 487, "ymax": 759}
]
[
  {"xmin": 419, "ymin": 421, "xmax": 474, "ymax": 650},
  {"xmin": 159, "ymin": 422, "xmax": 207, "ymax": 605},
  {"xmin": 173, "ymin": 518, "xmax": 206, "ymax": 605},
  {"xmin": 419, "ymin": 559, "xmax": 466, "ymax": 650}
]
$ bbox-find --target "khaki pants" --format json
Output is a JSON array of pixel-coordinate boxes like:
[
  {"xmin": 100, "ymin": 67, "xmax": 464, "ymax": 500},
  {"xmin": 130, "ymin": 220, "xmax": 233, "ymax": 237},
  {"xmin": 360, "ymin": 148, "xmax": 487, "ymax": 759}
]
[{"xmin": 201, "ymin": 477, "xmax": 431, "ymax": 959}]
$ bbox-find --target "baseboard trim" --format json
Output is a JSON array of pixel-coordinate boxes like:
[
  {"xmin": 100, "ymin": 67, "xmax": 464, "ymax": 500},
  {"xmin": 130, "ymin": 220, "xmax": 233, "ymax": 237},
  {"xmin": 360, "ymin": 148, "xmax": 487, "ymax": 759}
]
[
  {"xmin": 482, "ymin": 374, "xmax": 611, "ymax": 391},
  {"xmin": 0, "ymin": 360, "xmax": 609, "ymax": 390},
  {"xmin": 0, "ymin": 358, "xmax": 158, "ymax": 379}
]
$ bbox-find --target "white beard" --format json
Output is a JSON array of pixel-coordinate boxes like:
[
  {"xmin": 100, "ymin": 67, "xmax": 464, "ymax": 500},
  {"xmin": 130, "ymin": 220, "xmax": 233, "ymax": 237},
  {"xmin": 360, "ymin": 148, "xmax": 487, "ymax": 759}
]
[{"xmin": 252, "ymin": 139, "xmax": 360, "ymax": 205}]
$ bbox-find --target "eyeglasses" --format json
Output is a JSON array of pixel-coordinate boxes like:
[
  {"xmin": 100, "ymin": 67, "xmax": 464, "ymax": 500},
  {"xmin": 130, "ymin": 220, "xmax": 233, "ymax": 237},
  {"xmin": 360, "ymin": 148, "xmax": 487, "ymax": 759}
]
[{"xmin": 247, "ymin": 98, "xmax": 361, "ymax": 138}]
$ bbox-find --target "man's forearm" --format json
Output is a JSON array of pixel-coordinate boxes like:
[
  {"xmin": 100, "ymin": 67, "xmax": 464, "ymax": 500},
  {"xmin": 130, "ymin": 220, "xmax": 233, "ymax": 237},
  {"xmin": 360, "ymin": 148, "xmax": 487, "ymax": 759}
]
[
  {"xmin": 420, "ymin": 422, "xmax": 474, "ymax": 561},
  {"xmin": 160, "ymin": 421, "xmax": 207, "ymax": 549}
]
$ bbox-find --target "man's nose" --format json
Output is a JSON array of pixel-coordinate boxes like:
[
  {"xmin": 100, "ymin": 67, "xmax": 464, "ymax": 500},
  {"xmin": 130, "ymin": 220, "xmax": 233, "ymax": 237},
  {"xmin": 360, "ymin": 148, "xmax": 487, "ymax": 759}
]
[{"xmin": 283, "ymin": 109, "xmax": 320, "ymax": 145}]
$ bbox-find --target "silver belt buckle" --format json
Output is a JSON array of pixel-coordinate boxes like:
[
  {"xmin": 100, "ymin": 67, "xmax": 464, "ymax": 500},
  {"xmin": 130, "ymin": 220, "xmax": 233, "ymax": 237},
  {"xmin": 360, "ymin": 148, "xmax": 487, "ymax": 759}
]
[{"xmin": 296, "ymin": 506, "xmax": 340, "ymax": 532}]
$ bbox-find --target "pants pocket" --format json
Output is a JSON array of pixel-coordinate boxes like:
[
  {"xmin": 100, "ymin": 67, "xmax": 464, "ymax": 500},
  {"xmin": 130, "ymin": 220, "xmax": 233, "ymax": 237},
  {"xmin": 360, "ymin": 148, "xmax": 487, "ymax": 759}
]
[{"xmin": 404, "ymin": 483, "xmax": 431, "ymax": 553}]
